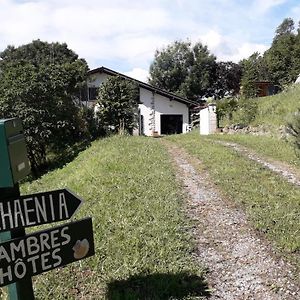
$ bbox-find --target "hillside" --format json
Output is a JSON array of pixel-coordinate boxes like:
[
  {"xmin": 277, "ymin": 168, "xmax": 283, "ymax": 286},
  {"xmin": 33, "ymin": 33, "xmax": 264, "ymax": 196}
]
[{"xmin": 222, "ymin": 84, "xmax": 300, "ymax": 133}]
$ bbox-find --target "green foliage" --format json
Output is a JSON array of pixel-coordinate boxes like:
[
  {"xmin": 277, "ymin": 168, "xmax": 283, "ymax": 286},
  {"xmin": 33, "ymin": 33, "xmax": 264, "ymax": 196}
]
[
  {"xmin": 217, "ymin": 96, "xmax": 258, "ymax": 127},
  {"xmin": 0, "ymin": 40, "xmax": 89, "ymax": 174},
  {"xmin": 232, "ymin": 98, "xmax": 258, "ymax": 126},
  {"xmin": 149, "ymin": 40, "xmax": 217, "ymax": 101},
  {"xmin": 240, "ymin": 18, "xmax": 300, "ymax": 94},
  {"xmin": 216, "ymin": 97, "xmax": 238, "ymax": 124},
  {"xmin": 265, "ymin": 23, "xmax": 297, "ymax": 87},
  {"xmin": 214, "ymin": 62, "xmax": 242, "ymax": 99},
  {"xmin": 287, "ymin": 109, "xmax": 300, "ymax": 154},
  {"xmin": 240, "ymin": 52, "xmax": 269, "ymax": 98},
  {"xmin": 222, "ymin": 84, "xmax": 300, "ymax": 130},
  {"xmin": 274, "ymin": 17, "xmax": 295, "ymax": 39},
  {"xmin": 20, "ymin": 136, "xmax": 206, "ymax": 299},
  {"xmin": 79, "ymin": 106, "xmax": 105, "ymax": 140},
  {"xmin": 96, "ymin": 76, "xmax": 140, "ymax": 135}
]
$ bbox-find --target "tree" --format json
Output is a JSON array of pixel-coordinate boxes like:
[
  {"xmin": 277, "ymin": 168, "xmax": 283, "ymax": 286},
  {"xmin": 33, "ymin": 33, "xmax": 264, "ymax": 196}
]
[
  {"xmin": 96, "ymin": 76, "xmax": 140, "ymax": 135},
  {"xmin": 274, "ymin": 17, "xmax": 294, "ymax": 40},
  {"xmin": 214, "ymin": 61, "xmax": 242, "ymax": 99},
  {"xmin": 240, "ymin": 52, "xmax": 269, "ymax": 98},
  {"xmin": 0, "ymin": 40, "xmax": 89, "ymax": 174},
  {"xmin": 265, "ymin": 18, "xmax": 296, "ymax": 87},
  {"xmin": 149, "ymin": 40, "xmax": 217, "ymax": 101}
]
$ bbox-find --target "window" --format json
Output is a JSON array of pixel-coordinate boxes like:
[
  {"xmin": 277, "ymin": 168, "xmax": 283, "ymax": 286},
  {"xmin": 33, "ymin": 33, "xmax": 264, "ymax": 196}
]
[{"xmin": 88, "ymin": 87, "xmax": 99, "ymax": 101}]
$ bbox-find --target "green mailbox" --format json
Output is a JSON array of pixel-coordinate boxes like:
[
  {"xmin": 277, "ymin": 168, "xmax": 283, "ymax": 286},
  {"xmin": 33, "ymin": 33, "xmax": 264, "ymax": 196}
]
[{"xmin": 0, "ymin": 118, "xmax": 31, "ymax": 188}]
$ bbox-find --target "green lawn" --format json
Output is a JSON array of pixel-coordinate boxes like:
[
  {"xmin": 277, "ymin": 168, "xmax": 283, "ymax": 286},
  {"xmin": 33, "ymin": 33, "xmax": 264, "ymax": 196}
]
[
  {"xmin": 168, "ymin": 131, "xmax": 300, "ymax": 269},
  {"xmin": 206, "ymin": 133, "xmax": 300, "ymax": 168},
  {"xmin": 17, "ymin": 136, "xmax": 207, "ymax": 300}
]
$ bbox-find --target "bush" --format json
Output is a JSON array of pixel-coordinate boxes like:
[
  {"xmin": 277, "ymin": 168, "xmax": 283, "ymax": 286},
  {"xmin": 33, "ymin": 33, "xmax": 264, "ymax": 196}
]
[
  {"xmin": 233, "ymin": 98, "xmax": 258, "ymax": 126},
  {"xmin": 216, "ymin": 97, "xmax": 238, "ymax": 126},
  {"xmin": 287, "ymin": 109, "xmax": 300, "ymax": 153}
]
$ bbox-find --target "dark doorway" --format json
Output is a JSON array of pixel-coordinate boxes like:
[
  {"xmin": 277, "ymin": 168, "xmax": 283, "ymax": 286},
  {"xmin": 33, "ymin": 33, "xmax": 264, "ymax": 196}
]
[{"xmin": 161, "ymin": 115, "xmax": 183, "ymax": 135}]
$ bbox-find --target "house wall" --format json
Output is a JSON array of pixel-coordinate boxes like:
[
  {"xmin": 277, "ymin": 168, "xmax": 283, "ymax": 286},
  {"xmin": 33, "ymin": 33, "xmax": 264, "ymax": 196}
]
[
  {"xmin": 88, "ymin": 73, "xmax": 110, "ymax": 91},
  {"xmin": 139, "ymin": 89, "xmax": 189, "ymax": 136}
]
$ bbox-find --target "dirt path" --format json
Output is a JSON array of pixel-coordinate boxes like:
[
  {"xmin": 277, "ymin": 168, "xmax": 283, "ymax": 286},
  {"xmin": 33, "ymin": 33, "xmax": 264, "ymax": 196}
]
[
  {"xmin": 215, "ymin": 140, "xmax": 300, "ymax": 187},
  {"xmin": 163, "ymin": 141, "xmax": 299, "ymax": 300}
]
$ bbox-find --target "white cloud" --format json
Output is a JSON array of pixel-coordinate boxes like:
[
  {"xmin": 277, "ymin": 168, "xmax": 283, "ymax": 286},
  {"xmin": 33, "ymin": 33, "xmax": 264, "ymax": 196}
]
[
  {"xmin": 124, "ymin": 68, "xmax": 149, "ymax": 82},
  {"xmin": 223, "ymin": 42, "xmax": 269, "ymax": 62},
  {"xmin": 200, "ymin": 30, "xmax": 223, "ymax": 50},
  {"xmin": 252, "ymin": 0, "xmax": 287, "ymax": 14},
  {"xmin": 0, "ymin": 0, "xmax": 292, "ymax": 72},
  {"xmin": 197, "ymin": 30, "xmax": 268, "ymax": 62},
  {"xmin": 0, "ymin": 0, "xmax": 170, "ymax": 68}
]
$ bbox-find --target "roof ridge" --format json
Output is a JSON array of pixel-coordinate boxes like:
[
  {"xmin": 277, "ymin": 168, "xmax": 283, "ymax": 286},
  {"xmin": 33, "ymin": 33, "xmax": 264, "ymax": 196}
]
[{"xmin": 88, "ymin": 66, "xmax": 198, "ymax": 106}]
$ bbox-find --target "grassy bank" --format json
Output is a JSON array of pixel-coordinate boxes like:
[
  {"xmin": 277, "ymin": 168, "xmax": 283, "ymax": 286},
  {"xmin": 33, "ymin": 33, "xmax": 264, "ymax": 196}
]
[
  {"xmin": 221, "ymin": 84, "xmax": 300, "ymax": 130},
  {"xmin": 17, "ymin": 136, "xmax": 207, "ymax": 299},
  {"xmin": 168, "ymin": 131, "xmax": 300, "ymax": 268},
  {"xmin": 206, "ymin": 133, "xmax": 300, "ymax": 168}
]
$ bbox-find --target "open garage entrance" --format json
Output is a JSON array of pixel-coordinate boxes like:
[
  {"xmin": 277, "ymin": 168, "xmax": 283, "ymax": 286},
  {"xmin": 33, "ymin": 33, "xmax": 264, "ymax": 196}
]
[{"xmin": 161, "ymin": 114, "xmax": 183, "ymax": 135}]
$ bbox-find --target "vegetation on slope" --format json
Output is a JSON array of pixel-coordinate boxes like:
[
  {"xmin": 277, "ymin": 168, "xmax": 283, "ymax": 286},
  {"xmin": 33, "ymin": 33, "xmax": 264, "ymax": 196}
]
[
  {"xmin": 18, "ymin": 136, "xmax": 207, "ymax": 299},
  {"xmin": 219, "ymin": 84, "xmax": 300, "ymax": 134}
]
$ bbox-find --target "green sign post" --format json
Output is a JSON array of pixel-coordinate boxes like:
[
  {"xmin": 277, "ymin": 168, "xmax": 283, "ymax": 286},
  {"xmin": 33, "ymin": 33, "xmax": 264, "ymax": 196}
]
[
  {"xmin": 0, "ymin": 118, "xmax": 34, "ymax": 299},
  {"xmin": 0, "ymin": 118, "xmax": 94, "ymax": 299}
]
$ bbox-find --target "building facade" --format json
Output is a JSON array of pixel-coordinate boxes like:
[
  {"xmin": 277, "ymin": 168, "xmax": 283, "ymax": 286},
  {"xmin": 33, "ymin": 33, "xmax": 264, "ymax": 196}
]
[{"xmin": 86, "ymin": 67, "xmax": 197, "ymax": 136}]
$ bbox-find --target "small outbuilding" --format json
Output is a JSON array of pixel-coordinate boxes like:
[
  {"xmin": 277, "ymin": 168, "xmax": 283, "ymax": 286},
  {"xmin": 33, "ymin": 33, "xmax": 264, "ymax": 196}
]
[
  {"xmin": 199, "ymin": 104, "xmax": 217, "ymax": 135},
  {"xmin": 85, "ymin": 67, "xmax": 197, "ymax": 136}
]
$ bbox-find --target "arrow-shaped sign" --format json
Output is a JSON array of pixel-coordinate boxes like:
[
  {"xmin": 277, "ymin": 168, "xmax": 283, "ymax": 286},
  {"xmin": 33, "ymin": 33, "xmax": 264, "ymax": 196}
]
[{"xmin": 0, "ymin": 188, "xmax": 83, "ymax": 232}]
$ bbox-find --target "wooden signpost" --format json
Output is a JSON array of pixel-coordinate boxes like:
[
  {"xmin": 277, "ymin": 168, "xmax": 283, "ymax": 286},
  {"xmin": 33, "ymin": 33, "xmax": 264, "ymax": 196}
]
[
  {"xmin": 0, "ymin": 218, "xmax": 94, "ymax": 287},
  {"xmin": 0, "ymin": 118, "xmax": 95, "ymax": 299}
]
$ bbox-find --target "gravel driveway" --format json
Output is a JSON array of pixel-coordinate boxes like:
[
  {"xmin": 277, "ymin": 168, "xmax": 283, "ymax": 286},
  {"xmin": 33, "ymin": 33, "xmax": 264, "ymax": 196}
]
[{"xmin": 163, "ymin": 141, "xmax": 299, "ymax": 300}]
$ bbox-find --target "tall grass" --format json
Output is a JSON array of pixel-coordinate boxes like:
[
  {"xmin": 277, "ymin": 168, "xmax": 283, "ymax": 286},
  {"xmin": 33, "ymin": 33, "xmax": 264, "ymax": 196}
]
[
  {"xmin": 221, "ymin": 84, "xmax": 300, "ymax": 130},
  {"xmin": 18, "ymin": 136, "xmax": 207, "ymax": 299},
  {"xmin": 207, "ymin": 134, "xmax": 300, "ymax": 168}
]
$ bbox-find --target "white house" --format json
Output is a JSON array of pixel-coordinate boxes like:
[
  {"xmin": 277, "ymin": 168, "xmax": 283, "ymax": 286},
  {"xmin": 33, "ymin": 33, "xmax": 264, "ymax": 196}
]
[{"xmin": 85, "ymin": 67, "xmax": 197, "ymax": 136}]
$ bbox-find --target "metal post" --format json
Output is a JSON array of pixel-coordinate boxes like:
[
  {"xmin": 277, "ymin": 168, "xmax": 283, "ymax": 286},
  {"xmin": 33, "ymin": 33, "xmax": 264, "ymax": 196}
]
[{"xmin": 0, "ymin": 185, "xmax": 35, "ymax": 300}]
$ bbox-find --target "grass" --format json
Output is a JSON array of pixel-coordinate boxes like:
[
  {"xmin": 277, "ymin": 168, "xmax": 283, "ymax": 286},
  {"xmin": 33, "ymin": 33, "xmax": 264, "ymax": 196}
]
[
  {"xmin": 15, "ymin": 135, "xmax": 207, "ymax": 300},
  {"xmin": 206, "ymin": 133, "xmax": 300, "ymax": 168},
  {"xmin": 221, "ymin": 84, "xmax": 300, "ymax": 131},
  {"xmin": 168, "ymin": 131, "xmax": 300, "ymax": 269}
]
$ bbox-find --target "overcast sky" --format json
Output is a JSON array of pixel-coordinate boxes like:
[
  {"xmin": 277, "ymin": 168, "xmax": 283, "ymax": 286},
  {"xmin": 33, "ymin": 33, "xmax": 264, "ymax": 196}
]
[{"xmin": 1, "ymin": 0, "xmax": 300, "ymax": 81}]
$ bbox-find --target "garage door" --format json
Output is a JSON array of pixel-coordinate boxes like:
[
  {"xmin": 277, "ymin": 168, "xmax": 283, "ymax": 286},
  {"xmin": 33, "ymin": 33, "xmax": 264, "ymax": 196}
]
[{"xmin": 160, "ymin": 115, "xmax": 183, "ymax": 135}]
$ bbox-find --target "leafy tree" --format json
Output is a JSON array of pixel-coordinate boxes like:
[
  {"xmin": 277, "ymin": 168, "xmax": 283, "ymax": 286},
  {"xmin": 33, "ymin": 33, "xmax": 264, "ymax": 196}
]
[
  {"xmin": 274, "ymin": 17, "xmax": 294, "ymax": 39},
  {"xmin": 0, "ymin": 40, "xmax": 89, "ymax": 174},
  {"xmin": 265, "ymin": 18, "xmax": 296, "ymax": 87},
  {"xmin": 149, "ymin": 40, "xmax": 217, "ymax": 101},
  {"xmin": 214, "ymin": 62, "xmax": 242, "ymax": 99},
  {"xmin": 240, "ymin": 52, "xmax": 269, "ymax": 98},
  {"xmin": 96, "ymin": 76, "xmax": 140, "ymax": 135}
]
